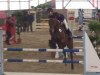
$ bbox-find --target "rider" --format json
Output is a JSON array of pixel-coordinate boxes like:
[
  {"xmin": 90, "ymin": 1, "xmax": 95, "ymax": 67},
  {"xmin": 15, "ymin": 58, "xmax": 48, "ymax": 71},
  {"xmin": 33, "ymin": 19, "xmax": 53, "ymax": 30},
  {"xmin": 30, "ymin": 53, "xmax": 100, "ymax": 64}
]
[{"xmin": 47, "ymin": 7, "xmax": 72, "ymax": 38}]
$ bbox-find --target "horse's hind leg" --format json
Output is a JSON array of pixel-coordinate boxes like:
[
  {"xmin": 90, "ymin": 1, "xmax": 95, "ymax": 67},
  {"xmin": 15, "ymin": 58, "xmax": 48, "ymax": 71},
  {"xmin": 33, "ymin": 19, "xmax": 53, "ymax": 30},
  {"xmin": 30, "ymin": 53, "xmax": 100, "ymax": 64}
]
[
  {"xmin": 58, "ymin": 44, "xmax": 68, "ymax": 69},
  {"xmin": 67, "ymin": 39, "xmax": 74, "ymax": 70},
  {"xmin": 63, "ymin": 50, "xmax": 67, "ymax": 60}
]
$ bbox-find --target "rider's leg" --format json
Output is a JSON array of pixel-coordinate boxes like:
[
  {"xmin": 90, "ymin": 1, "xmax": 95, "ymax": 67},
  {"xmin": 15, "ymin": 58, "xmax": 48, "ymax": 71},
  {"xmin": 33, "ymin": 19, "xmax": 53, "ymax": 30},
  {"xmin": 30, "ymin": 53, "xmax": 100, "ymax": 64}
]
[
  {"xmin": 63, "ymin": 19, "xmax": 69, "ymax": 30},
  {"xmin": 63, "ymin": 19, "xmax": 72, "ymax": 38}
]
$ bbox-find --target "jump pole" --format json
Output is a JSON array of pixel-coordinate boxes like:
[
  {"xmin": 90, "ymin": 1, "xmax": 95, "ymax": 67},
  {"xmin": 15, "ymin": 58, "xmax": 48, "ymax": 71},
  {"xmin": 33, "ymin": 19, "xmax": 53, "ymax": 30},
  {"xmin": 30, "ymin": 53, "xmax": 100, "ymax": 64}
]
[
  {"xmin": 1, "ymin": 29, "xmax": 100, "ymax": 75},
  {"xmin": 0, "ymin": 29, "xmax": 4, "ymax": 75}
]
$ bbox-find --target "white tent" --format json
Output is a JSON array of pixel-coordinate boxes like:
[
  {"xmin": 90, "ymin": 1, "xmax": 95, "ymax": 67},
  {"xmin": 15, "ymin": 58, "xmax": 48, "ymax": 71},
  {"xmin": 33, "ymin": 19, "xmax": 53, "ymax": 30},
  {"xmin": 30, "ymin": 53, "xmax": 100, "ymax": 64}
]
[
  {"xmin": 56, "ymin": 0, "xmax": 99, "ymax": 9},
  {"xmin": 84, "ymin": 32, "xmax": 100, "ymax": 75}
]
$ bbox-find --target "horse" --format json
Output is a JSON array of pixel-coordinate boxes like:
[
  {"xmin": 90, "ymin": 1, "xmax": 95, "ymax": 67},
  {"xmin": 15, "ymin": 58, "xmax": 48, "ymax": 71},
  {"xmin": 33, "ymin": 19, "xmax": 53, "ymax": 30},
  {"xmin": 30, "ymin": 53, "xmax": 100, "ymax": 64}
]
[
  {"xmin": 48, "ymin": 17, "xmax": 74, "ymax": 68},
  {"xmin": 48, "ymin": 18, "xmax": 74, "ymax": 69}
]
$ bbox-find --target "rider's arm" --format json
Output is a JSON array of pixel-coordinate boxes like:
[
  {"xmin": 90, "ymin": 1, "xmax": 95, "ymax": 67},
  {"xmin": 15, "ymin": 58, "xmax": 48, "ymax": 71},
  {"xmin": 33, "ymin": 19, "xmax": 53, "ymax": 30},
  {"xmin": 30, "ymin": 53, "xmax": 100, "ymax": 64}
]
[{"xmin": 58, "ymin": 14, "xmax": 65, "ymax": 22}]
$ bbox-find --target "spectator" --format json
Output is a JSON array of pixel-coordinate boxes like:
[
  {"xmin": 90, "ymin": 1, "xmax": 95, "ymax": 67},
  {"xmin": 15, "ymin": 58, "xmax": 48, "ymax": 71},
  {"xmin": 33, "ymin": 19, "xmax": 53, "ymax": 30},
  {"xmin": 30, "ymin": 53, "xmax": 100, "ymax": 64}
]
[
  {"xmin": 78, "ymin": 9, "xmax": 84, "ymax": 31},
  {"xmin": 10, "ymin": 14, "xmax": 17, "ymax": 44},
  {"xmin": 22, "ymin": 11, "xmax": 28, "ymax": 32},
  {"xmin": 27, "ymin": 13, "xmax": 34, "ymax": 32},
  {"xmin": 5, "ymin": 17, "xmax": 12, "ymax": 45}
]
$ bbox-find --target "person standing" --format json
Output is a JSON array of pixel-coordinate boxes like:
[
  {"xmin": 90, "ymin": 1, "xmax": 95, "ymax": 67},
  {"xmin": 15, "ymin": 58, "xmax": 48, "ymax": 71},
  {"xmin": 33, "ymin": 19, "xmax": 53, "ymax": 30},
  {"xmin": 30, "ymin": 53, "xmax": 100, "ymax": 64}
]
[
  {"xmin": 5, "ymin": 17, "xmax": 12, "ymax": 45},
  {"xmin": 10, "ymin": 14, "xmax": 17, "ymax": 44},
  {"xmin": 78, "ymin": 9, "xmax": 84, "ymax": 31},
  {"xmin": 27, "ymin": 13, "xmax": 34, "ymax": 32}
]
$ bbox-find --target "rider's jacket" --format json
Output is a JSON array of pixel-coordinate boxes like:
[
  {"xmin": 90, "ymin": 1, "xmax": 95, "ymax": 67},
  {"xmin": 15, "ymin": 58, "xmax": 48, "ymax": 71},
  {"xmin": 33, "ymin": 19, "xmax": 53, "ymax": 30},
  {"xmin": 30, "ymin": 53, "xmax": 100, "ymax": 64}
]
[{"xmin": 58, "ymin": 14, "xmax": 65, "ymax": 22}]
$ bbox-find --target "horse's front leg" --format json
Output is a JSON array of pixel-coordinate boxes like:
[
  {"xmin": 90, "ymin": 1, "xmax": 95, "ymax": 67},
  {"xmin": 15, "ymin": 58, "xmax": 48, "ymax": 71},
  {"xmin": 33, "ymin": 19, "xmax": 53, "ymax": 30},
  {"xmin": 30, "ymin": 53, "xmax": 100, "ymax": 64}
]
[
  {"xmin": 49, "ymin": 39, "xmax": 57, "ymax": 49},
  {"xmin": 58, "ymin": 44, "xmax": 67, "ymax": 60},
  {"xmin": 49, "ymin": 39, "xmax": 57, "ymax": 58},
  {"xmin": 67, "ymin": 39, "xmax": 74, "ymax": 70},
  {"xmin": 63, "ymin": 50, "xmax": 67, "ymax": 60}
]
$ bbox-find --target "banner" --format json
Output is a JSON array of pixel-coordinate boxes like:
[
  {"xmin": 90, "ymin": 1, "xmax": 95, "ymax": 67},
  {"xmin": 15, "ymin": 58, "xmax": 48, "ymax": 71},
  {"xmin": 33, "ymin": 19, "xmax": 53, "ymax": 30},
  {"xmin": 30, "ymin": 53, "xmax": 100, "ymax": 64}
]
[{"xmin": 84, "ymin": 32, "xmax": 100, "ymax": 72}]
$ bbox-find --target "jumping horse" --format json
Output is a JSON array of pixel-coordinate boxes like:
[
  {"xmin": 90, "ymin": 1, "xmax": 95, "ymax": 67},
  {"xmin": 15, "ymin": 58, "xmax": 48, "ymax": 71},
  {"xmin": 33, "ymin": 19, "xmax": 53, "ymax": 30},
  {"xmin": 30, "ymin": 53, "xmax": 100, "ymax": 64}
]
[{"xmin": 48, "ymin": 17, "xmax": 74, "ymax": 69}]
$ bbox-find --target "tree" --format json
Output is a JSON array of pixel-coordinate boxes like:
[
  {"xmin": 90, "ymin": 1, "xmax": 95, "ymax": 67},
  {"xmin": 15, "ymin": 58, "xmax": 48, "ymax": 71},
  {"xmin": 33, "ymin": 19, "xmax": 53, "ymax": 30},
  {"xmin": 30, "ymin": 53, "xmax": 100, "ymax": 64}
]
[
  {"xmin": 35, "ymin": 2, "xmax": 51, "ymax": 22},
  {"xmin": 88, "ymin": 20, "xmax": 100, "ymax": 55}
]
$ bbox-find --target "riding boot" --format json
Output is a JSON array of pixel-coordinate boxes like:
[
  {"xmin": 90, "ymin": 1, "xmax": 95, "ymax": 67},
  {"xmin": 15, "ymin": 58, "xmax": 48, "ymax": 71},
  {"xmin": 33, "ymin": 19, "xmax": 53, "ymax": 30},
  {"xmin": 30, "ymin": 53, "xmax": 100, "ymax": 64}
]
[
  {"xmin": 61, "ymin": 23, "xmax": 68, "ymax": 33},
  {"xmin": 65, "ymin": 29, "xmax": 72, "ymax": 39},
  {"xmin": 61, "ymin": 23, "xmax": 71, "ymax": 38},
  {"xmin": 67, "ymin": 29, "xmax": 72, "ymax": 38}
]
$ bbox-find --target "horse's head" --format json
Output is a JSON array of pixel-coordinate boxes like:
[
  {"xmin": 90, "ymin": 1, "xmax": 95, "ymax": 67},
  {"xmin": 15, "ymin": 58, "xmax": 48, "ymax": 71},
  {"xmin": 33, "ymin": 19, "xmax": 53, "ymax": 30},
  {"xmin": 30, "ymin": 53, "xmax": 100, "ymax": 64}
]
[{"xmin": 49, "ymin": 18, "xmax": 60, "ymax": 36}]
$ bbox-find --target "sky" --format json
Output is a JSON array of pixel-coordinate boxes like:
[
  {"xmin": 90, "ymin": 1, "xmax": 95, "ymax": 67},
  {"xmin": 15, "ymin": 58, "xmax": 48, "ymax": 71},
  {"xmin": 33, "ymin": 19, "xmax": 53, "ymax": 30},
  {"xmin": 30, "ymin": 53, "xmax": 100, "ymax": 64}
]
[
  {"xmin": 0, "ymin": 0, "xmax": 99, "ymax": 10},
  {"xmin": 0, "ymin": 0, "xmax": 51, "ymax": 10}
]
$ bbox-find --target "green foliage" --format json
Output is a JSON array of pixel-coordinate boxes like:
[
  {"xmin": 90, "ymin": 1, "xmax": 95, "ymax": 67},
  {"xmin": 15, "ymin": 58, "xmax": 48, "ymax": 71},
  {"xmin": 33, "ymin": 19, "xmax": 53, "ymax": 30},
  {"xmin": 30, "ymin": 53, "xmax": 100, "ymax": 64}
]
[
  {"xmin": 37, "ymin": 2, "xmax": 51, "ymax": 9},
  {"xmin": 13, "ymin": 11, "xmax": 23, "ymax": 23},
  {"xmin": 89, "ymin": 20, "xmax": 100, "ymax": 37},
  {"xmin": 13, "ymin": 11, "xmax": 26, "ymax": 35},
  {"xmin": 88, "ymin": 20, "xmax": 100, "ymax": 54},
  {"xmin": 88, "ymin": 20, "xmax": 100, "ymax": 32},
  {"xmin": 35, "ymin": 2, "xmax": 51, "ymax": 22},
  {"xmin": 89, "ymin": 35, "xmax": 95, "ymax": 47}
]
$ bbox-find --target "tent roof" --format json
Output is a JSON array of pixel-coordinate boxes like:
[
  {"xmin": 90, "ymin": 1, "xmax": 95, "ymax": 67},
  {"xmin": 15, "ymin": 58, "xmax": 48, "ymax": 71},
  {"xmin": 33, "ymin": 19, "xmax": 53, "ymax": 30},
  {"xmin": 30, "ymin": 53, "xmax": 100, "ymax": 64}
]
[{"xmin": 56, "ymin": 0, "xmax": 96, "ymax": 9}]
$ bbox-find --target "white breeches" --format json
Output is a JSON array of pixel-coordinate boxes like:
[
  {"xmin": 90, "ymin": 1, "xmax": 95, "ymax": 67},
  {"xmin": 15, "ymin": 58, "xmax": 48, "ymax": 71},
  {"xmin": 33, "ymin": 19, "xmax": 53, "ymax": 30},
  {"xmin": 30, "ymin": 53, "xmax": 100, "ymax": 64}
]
[{"xmin": 63, "ymin": 19, "xmax": 69, "ymax": 30}]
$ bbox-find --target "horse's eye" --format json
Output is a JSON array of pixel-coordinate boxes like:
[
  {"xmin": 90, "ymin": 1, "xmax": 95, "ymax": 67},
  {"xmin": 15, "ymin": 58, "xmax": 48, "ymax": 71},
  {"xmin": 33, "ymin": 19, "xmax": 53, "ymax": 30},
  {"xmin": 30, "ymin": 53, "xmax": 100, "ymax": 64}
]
[{"xmin": 59, "ymin": 28, "xmax": 62, "ymax": 32}]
